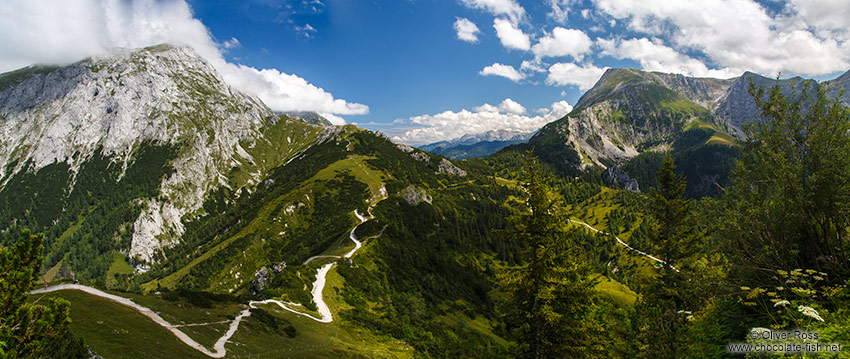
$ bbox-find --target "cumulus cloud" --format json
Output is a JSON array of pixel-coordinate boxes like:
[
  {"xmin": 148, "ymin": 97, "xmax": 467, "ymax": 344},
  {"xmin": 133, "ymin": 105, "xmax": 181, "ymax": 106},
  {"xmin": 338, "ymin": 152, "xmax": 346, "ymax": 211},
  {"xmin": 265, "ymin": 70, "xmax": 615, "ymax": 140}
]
[
  {"xmin": 0, "ymin": 0, "xmax": 367, "ymax": 120},
  {"xmin": 392, "ymin": 99, "xmax": 573, "ymax": 145},
  {"xmin": 459, "ymin": 0, "xmax": 526, "ymax": 24},
  {"xmin": 474, "ymin": 98, "xmax": 526, "ymax": 114},
  {"xmin": 493, "ymin": 18, "xmax": 531, "ymax": 51},
  {"xmin": 598, "ymin": 37, "xmax": 740, "ymax": 78},
  {"xmin": 479, "ymin": 62, "xmax": 526, "ymax": 82},
  {"xmin": 545, "ymin": 62, "xmax": 607, "ymax": 91},
  {"xmin": 536, "ymin": 100, "xmax": 573, "ymax": 116},
  {"xmin": 531, "ymin": 27, "xmax": 593, "ymax": 60},
  {"xmin": 454, "ymin": 17, "xmax": 481, "ymax": 43},
  {"xmin": 592, "ymin": 0, "xmax": 850, "ymax": 76}
]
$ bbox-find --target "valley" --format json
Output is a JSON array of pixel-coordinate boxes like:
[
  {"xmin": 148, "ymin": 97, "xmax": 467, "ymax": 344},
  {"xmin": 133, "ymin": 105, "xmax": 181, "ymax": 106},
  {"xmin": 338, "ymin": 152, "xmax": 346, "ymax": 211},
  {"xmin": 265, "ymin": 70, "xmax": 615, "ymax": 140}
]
[{"xmin": 4, "ymin": 43, "xmax": 850, "ymax": 358}]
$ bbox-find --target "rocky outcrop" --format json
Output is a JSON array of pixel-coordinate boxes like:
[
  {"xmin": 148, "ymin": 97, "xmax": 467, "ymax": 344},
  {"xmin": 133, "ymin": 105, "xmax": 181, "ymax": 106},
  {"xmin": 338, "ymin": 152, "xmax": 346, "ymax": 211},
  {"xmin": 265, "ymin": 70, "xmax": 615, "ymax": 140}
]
[
  {"xmin": 400, "ymin": 185, "xmax": 432, "ymax": 205},
  {"xmin": 436, "ymin": 158, "xmax": 467, "ymax": 176},
  {"xmin": 411, "ymin": 152, "xmax": 430, "ymax": 162},
  {"xmin": 602, "ymin": 166, "xmax": 640, "ymax": 193},
  {"xmin": 248, "ymin": 261, "xmax": 285, "ymax": 295}
]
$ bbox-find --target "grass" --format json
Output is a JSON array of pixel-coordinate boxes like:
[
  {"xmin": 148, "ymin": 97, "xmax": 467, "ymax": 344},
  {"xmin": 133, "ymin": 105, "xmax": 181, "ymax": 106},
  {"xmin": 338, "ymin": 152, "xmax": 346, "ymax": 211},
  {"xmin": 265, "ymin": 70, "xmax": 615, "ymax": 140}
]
[
  {"xmin": 684, "ymin": 119, "xmax": 738, "ymax": 146},
  {"xmin": 144, "ymin": 154, "xmax": 387, "ymax": 292},
  {"xmin": 29, "ymin": 290, "xmax": 208, "ymax": 359},
  {"xmin": 30, "ymin": 283, "xmax": 412, "ymax": 358},
  {"xmin": 106, "ymin": 252, "xmax": 134, "ymax": 288},
  {"xmin": 312, "ymin": 156, "xmax": 386, "ymax": 199},
  {"xmin": 593, "ymin": 274, "xmax": 638, "ymax": 307}
]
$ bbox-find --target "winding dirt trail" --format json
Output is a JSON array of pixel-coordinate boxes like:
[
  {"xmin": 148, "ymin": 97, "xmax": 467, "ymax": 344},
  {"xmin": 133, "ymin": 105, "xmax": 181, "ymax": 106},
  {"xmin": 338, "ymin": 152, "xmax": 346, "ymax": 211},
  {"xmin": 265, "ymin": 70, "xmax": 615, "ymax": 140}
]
[
  {"xmin": 569, "ymin": 219, "xmax": 679, "ymax": 272},
  {"xmin": 263, "ymin": 209, "xmax": 371, "ymax": 322},
  {"xmin": 31, "ymin": 284, "xmax": 249, "ymax": 358},
  {"xmin": 31, "ymin": 208, "xmax": 376, "ymax": 357}
]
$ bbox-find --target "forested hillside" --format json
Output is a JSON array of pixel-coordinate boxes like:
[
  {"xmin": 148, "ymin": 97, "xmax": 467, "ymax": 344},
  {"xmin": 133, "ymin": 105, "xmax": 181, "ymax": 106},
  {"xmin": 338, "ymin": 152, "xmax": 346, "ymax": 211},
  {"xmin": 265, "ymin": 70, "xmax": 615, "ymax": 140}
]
[{"xmin": 4, "ymin": 46, "xmax": 850, "ymax": 358}]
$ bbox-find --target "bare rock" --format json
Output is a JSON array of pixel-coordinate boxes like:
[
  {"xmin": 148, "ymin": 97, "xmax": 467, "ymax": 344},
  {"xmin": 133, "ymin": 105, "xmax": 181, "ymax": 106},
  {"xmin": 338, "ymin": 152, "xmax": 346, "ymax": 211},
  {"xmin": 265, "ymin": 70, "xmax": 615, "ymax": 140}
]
[
  {"xmin": 436, "ymin": 158, "xmax": 467, "ymax": 176},
  {"xmin": 411, "ymin": 152, "xmax": 430, "ymax": 162},
  {"xmin": 400, "ymin": 185, "xmax": 432, "ymax": 205}
]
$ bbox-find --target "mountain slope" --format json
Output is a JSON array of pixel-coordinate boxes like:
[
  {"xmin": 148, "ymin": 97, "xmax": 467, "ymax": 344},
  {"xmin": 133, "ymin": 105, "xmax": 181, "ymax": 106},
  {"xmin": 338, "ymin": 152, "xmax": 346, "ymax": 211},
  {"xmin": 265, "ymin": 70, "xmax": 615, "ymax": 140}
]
[
  {"xmin": 2, "ymin": 45, "xmax": 522, "ymax": 356},
  {"xmin": 0, "ymin": 44, "xmax": 329, "ymax": 279},
  {"xmin": 522, "ymin": 67, "xmax": 847, "ymax": 196}
]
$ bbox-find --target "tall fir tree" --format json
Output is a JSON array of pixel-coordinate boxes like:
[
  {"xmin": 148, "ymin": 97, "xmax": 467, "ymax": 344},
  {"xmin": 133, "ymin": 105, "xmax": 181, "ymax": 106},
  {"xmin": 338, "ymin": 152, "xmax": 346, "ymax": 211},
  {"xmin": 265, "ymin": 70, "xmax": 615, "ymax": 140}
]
[
  {"xmin": 636, "ymin": 154, "xmax": 703, "ymax": 359},
  {"xmin": 499, "ymin": 153, "xmax": 604, "ymax": 359}
]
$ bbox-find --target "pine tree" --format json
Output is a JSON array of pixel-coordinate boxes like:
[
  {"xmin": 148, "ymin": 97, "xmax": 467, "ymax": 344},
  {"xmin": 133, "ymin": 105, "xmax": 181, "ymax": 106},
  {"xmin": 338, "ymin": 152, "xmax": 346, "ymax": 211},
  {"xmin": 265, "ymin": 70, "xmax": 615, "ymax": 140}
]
[
  {"xmin": 636, "ymin": 154, "xmax": 703, "ymax": 359},
  {"xmin": 499, "ymin": 153, "xmax": 603, "ymax": 358},
  {"xmin": 0, "ymin": 230, "xmax": 87, "ymax": 358},
  {"xmin": 648, "ymin": 154, "xmax": 702, "ymax": 301}
]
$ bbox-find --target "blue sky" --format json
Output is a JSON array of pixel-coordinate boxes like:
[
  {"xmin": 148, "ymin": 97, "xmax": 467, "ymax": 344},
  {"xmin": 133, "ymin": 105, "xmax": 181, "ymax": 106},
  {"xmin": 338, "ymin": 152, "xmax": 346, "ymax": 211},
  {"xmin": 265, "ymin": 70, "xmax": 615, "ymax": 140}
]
[{"xmin": 2, "ymin": 0, "xmax": 850, "ymax": 144}]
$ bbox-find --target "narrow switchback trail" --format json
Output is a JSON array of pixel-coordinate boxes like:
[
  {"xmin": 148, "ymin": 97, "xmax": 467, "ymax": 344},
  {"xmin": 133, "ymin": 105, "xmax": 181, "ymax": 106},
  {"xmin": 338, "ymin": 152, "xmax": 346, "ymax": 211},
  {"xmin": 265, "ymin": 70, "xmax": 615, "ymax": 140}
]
[
  {"xmin": 31, "ymin": 284, "xmax": 250, "ymax": 358},
  {"xmin": 569, "ymin": 219, "xmax": 679, "ymax": 272},
  {"xmin": 31, "ymin": 208, "xmax": 378, "ymax": 357},
  {"xmin": 250, "ymin": 208, "xmax": 372, "ymax": 323}
]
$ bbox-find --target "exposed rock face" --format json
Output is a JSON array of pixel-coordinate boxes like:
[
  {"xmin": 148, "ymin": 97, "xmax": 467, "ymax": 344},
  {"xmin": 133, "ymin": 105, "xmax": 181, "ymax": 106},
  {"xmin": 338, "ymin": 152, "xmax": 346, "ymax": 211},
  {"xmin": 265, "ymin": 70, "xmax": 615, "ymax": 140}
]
[
  {"xmin": 602, "ymin": 166, "xmax": 640, "ymax": 193},
  {"xmin": 400, "ymin": 185, "xmax": 432, "ymax": 205},
  {"xmin": 0, "ymin": 44, "xmax": 327, "ymax": 263},
  {"xmin": 420, "ymin": 129, "xmax": 533, "ymax": 152},
  {"xmin": 249, "ymin": 266, "xmax": 270, "ymax": 295},
  {"xmin": 528, "ymin": 67, "xmax": 845, "ymax": 170},
  {"xmin": 436, "ymin": 158, "xmax": 467, "ymax": 176},
  {"xmin": 826, "ymin": 70, "xmax": 850, "ymax": 106},
  {"xmin": 396, "ymin": 143, "xmax": 414, "ymax": 153},
  {"xmin": 280, "ymin": 111, "xmax": 332, "ymax": 126},
  {"xmin": 411, "ymin": 152, "xmax": 430, "ymax": 162}
]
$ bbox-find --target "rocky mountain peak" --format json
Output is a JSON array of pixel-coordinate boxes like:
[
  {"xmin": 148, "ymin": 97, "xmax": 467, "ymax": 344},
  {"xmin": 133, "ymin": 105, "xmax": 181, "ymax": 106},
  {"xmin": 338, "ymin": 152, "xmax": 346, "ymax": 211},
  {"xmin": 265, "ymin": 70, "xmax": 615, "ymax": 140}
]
[{"xmin": 0, "ymin": 44, "xmax": 330, "ymax": 263}]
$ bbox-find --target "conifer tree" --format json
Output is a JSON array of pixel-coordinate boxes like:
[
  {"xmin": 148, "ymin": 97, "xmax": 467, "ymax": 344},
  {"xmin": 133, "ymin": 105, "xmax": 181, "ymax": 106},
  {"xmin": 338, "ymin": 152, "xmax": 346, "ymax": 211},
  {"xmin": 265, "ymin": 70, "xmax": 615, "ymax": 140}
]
[
  {"xmin": 648, "ymin": 154, "xmax": 702, "ymax": 301},
  {"xmin": 636, "ymin": 154, "xmax": 703, "ymax": 359},
  {"xmin": 499, "ymin": 153, "xmax": 603, "ymax": 358},
  {"xmin": 726, "ymin": 80, "xmax": 850, "ymax": 281},
  {"xmin": 0, "ymin": 230, "xmax": 87, "ymax": 358}
]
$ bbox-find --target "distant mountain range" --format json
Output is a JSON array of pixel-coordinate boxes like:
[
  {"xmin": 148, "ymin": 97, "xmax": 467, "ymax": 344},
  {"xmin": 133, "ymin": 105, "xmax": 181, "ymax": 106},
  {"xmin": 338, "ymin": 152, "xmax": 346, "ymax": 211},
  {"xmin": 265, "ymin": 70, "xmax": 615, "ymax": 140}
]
[{"xmin": 419, "ymin": 129, "xmax": 534, "ymax": 159}]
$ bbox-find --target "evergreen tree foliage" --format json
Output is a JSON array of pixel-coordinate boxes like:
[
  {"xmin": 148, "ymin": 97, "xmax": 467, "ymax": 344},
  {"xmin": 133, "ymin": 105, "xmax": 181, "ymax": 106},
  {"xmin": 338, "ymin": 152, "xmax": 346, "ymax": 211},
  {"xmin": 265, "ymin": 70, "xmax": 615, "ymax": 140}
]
[
  {"xmin": 499, "ymin": 153, "xmax": 603, "ymax": 358},
  {"xmin": 647, "ymin": 154, "xmax": 702, "ymax": 300},
  {"xmin": 0, "ymin": 230, "xmax": 87, "ymax": 358},
  {"xmin": 725, "ymin": 80, "xmax": 850, "ymax": 281},
  {"xmin": 635, "ymin": 154, "xmax": 704, "ymax": 359}
]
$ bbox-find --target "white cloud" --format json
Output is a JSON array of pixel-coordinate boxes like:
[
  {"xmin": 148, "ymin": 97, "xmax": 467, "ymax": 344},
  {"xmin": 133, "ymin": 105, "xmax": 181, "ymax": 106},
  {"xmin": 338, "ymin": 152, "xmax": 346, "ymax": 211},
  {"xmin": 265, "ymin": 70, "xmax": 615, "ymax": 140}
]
[
  {"xmin": 320, "ymin": 113, "xmax": 346, "ymax": 126},
  {"xmin": 393, "ymin": 99, "xmax": 572, "ymax": 145},
  {"xmin": 479, "ymin": 62, "xmax": 526, "ymax": 82},
  {"xmin": 222, "ymin": 37, "xmax": 241, "ymax": 49},
  {"xmin": 493, "ymin": 18, "xmax": 530, "ymax": 51},
  {"xmin": 790, "ymin": 0, "xmax": 850, "ymax": 34},
  {"xmin": 520, "ymin": 59, "xmax": 547, "ymax": 73},
  {"xmin": 592, "ymin": 0, "xmax": 850, "ymax": 76},
  {"xmin": 536, "ymin": 100, "xmax": 573, "ymax": 116},
  {"xmin": 454, "ymin": 17, "xmax": 481, "ymax": 43},
  {"xmin": 474, "ymin": 98, "xmax": 526, "ymax": 114},
  {"xmin": 598, "ymin": 37, "xmax": 739, "ymax": 78},
  {"xmin": 294, "ymin": 24, "xmax": 317, "ymax": 38},
  {"xmin": 0, "ymin": 0, "xmax": 367, "ymax": 121},
  {"xmin": 531, "ymin": 27, "xmax": 593, "ymax": 60},
  {"xmin": 546, "ymin": 0, "xmax": 574, "ymax": 24},
  {"xmin": 459, "ymin": 0, "xmax": 526, "ymax": 24},
  {"xmin": 545, "ymin": 62, "xmax": 607, "ymax": 91}
]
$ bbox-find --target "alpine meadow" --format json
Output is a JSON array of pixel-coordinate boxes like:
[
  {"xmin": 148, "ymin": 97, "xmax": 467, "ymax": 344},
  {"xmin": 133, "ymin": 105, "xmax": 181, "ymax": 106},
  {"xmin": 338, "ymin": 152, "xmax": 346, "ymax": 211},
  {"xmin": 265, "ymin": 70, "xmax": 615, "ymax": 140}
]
[{"xmin": 2, "ymin": 0, "xmax": 850, "ymax": 358}]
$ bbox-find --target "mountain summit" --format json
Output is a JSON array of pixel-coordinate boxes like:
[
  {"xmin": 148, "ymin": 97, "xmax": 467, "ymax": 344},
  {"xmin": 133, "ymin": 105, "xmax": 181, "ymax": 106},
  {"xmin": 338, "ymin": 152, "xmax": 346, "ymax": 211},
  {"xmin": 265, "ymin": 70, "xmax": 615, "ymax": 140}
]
[{"xmin": 0, "ymin": 44, "xmax": 331, "ymax": 264}]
